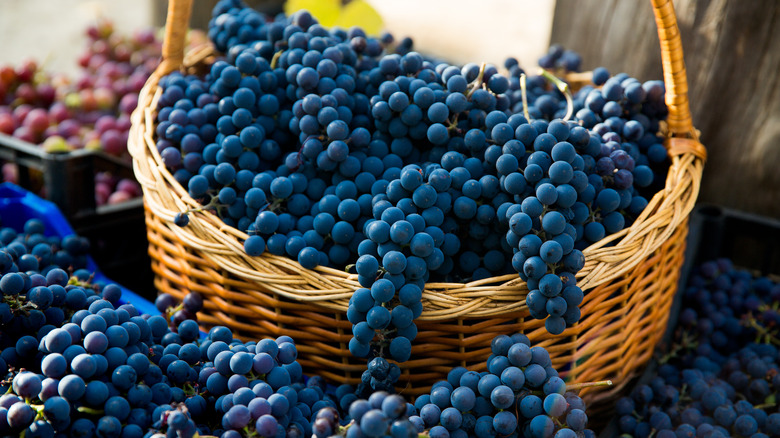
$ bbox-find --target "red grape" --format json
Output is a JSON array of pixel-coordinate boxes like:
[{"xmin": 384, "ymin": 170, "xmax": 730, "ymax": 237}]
[{"xmin": 0, "ymin": 113, "xmax": 13, "ymax": 134}]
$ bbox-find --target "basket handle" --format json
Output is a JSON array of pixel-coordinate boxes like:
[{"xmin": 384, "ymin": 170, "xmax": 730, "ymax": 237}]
[
  {"xmin": 651, "ymin": 0, "xmax": 707, "ymax": 160},
  {"xmin": 160, "ymin": 0, "xmax": 193, "ymax": 75}
]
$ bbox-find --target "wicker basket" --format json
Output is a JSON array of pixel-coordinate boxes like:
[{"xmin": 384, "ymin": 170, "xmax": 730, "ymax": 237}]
[{"xmin": 129, "ymin": 0, "xmax": 706, "ymax": 404}]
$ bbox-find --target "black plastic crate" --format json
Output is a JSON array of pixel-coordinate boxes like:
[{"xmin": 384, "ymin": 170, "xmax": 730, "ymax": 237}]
[
  {"xmin": 684, "ymin": 204, "xmax": 780, "ymax": 277},
  {"xmin": 0, "ymin": 132, "xmax": 155, "ymax": 300},
  {"xmin": 663, "ymin": 204, "xmax": 780, "ymax": 344}
]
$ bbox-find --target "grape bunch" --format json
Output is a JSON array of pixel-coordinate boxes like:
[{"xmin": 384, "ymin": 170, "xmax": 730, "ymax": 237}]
[
  {"xmin": 312, "ymin": 391, "xmax": 418, "ymax": 438},
  {"xmin": 154, "ymin": 289, "xmax": 204, "ymax": 328},
  {"xmin": 94, "ymin": 171, "xmax": 143, "ymax": 206},
  {"xmin": 157, "ymin": 0, "xmax": 673, "ymax": 388},
  {"xmin": 537, "ymin": 44, "xmax": 583, "ymax": 73},
  {"xmin": 319, "ymin": 333, "xmax": 597, "ymax": 437},
  {"xmin": 0, "ymin": 19, "xmax": 174, "ymax": 209},
  {"xmin": 0, "ymin": 218, "xmax": 331, "ymax": 437},
  {"xmin": 0, "ymin": 213, "xmax": 603, "ymax": 437},
  {"xmin": 614, "ymin": 259, "xmax": 780, "ymax": 437},
  {"xmin": 0, "ymin": 19, "xmax": 163, "ymax": 156},
  {"xmin": 407, "ymin": 333, "xmax": 596, "ymax": 438}
]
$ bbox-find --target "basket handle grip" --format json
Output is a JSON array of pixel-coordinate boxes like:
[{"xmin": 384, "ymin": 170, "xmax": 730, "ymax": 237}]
[
  {"xmin": 651, "ymin": 0, "xmax": 707, "ymax": 160},
  {"xmin": 160, "ymin": 0, "xmax": 193, "ymax": 75}
]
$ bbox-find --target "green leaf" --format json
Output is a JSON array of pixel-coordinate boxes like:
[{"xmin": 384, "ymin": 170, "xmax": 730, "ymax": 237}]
[
  {"xmin": 284, "ymin": 0, "xmax": 342, "ymax": 27},
  {"xmin": 334, "ymin": 0, "xmax": 384, "ymax": 36}
]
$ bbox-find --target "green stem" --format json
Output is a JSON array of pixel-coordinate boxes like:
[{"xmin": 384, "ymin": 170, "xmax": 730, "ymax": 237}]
[
  {"xmin": 466, "ymin": 62, "xmax": 487, "ymax": 98},
  {"xmin": 77, "ymin": 406, "xmax": 105, "ymax": 415},
  {"xmin": 538, "ymin": 69, "xmax": 574, "ymax": 121},
  {"xmin": 270, "ymin": 51, "xmax": 283, "ymax": 69},
  {"xmin": 520, "ymin": 73, "xmax": 530, "ymax": 121}
]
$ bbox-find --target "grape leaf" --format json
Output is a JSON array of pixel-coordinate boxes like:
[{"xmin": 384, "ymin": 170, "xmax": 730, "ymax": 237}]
[
  {"xmin": 334, "ymin": 0, "xmax": 384, "ymax": 36},
  {"xmin": 284, "ymin": 0, "xmax": 341, "ymax": 27}
]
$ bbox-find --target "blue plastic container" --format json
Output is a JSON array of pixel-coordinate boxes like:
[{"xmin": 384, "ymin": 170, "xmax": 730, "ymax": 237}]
[{"xmin": 0, "ymin": 182, "xmax": 158, "ymax": 316}]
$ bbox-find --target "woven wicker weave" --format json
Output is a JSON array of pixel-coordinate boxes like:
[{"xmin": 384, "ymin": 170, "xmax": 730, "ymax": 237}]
[{"xmin": 129, "ymin": 0, "xmax": 706, "ymax": 403}]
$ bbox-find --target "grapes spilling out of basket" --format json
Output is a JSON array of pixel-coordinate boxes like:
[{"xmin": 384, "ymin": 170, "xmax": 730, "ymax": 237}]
[
  {"xmin": 0, "ymin": 216, "xmax": 597, "ymax": 437},
  {"xmin": 614, "ymin": 258, "xmax": 780, "ymax": 437},
  {"xmin": 157, "ymin": 0, "xmax": 670, "ymax": 380}
]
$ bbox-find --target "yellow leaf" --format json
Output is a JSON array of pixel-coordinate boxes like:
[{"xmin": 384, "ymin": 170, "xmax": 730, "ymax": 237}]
[
  {"xmin": 284, "ymin": 0, "xmax": 342, "ymax": 27},
  {"xmin": 334, "ymin": 0, "xmax": 384, "ymax": 36}
]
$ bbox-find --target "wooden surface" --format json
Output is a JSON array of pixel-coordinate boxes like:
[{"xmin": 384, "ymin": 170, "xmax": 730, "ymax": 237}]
[{"xmin": 551, "ymin": 0, "xmax": 780, "ymax": 218}]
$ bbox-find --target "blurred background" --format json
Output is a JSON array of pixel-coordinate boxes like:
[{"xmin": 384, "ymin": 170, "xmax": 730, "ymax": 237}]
[
  {"xmin": 1, "ymin": 0, "xmax": 778, "ymax": 218},
  {"xmin": 0, "ymin": 0, "xmax": 554, "ymax": 76}
]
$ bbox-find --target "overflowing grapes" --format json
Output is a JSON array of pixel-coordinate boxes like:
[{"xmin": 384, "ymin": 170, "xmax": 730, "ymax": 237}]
[
  {"xmin": 157, "ymin": 0, "xmax": 671, "ymax": 391},
  {"xmin": 0, "ymin": 214, "xmax": 598, "ymax": 437},
  {"xmin": 614, "ymin": 258, "xmax": 780, "ymax": 437},
  {"xmin": 0, "ymin": 217, "xmax": 339, "ymax": 437}
]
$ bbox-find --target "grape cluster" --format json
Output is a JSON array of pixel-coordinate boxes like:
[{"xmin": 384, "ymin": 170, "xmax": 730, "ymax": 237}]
[
  {"xmin": 312, "ymin": 391, "xmax": 418, "ymax": 438},
  {"xmin": 0, "ymin": 217, "xmax": 344, "ymax": 437},
  {"xmin": 0, "ymin": 19, "xmax": 179, "ymax": 207},
  {"xmin": 153, "ymin": 289, "xmax": 204, "ymax": 328},
  {"xmin": 614, "ymin": 259, "xmax": 780, "ymax": 437},
  {"xmin": 320, "ymin": 333, "xmax": 597, "ymax": 437},
  {"xmin": 407, "ymin": 333, "xmax": 596, "ymax": 438},
  {"xmin": 0, "ymin": 220, "xmax": 93, "ymax": 359},
  {"xmin": 157, "ymin": 0, "xmax": 672, "ymax": 388},
  {"xmin": 94, "ymin": 171, "xmax": 143, "ymax": 206},
  {"xmin": 537, "ymin": 44, "xmax": 583, "ymax": 73},
  {"xmin": 0, "ymin": 19, "xmax": 163, "ymax": 156}
]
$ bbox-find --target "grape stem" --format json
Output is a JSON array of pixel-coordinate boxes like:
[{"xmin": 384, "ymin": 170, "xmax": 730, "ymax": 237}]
[
  {"xmin": 466, "ymin": 62, "xmax": 487, "ymax": 98},
  {"xmin": 181, "ymin": 194, "xmax": 224, "ymax": 217},
  {"xmin": 520, "ymin": 73, "xmax": 530, "ymax": 121},
  {"xmin": 77, "ymin": 406, "xmax": 105, "ymax": 415},
  {"xmin": 258, "ymin": 198, "xmax": 284, "ymax": 214},
  {"xmin": 658, "ymin": 329, "xmax": 697, "ymax": 364},
  {"xmin": 538, "ymin": 69, "xmax": 574, "ymax": 121},
  {"xmin": 270, "ymin": 50, "xmax": 283, "ymax": 69},
  {"xmin": 745, "ymin": 314, "xmax": 780, "ymax": 345},
  {"xmin": 565, "ymin": 380, "xmax": 613, "ymax": 391}
]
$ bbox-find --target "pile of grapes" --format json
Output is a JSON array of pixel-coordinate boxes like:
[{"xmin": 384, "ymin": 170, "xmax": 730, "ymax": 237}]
[
  {"xmin": 0, "ymin": 215, "xmax": 597, "ymax": 437},
  {"xmin": 614, "ymin": 258, "xmax": 780, "ymax": 437},
  {"xmin": 0, "ymin": 20, "xmax": 160, "ymax": 155},
  {"xmin": 0, "ymin": 20, "xmax": 179, "ymax": 206},
  {"xmin": 157, "ymin": 0, "xmax": 673, "ymax": 391}
]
